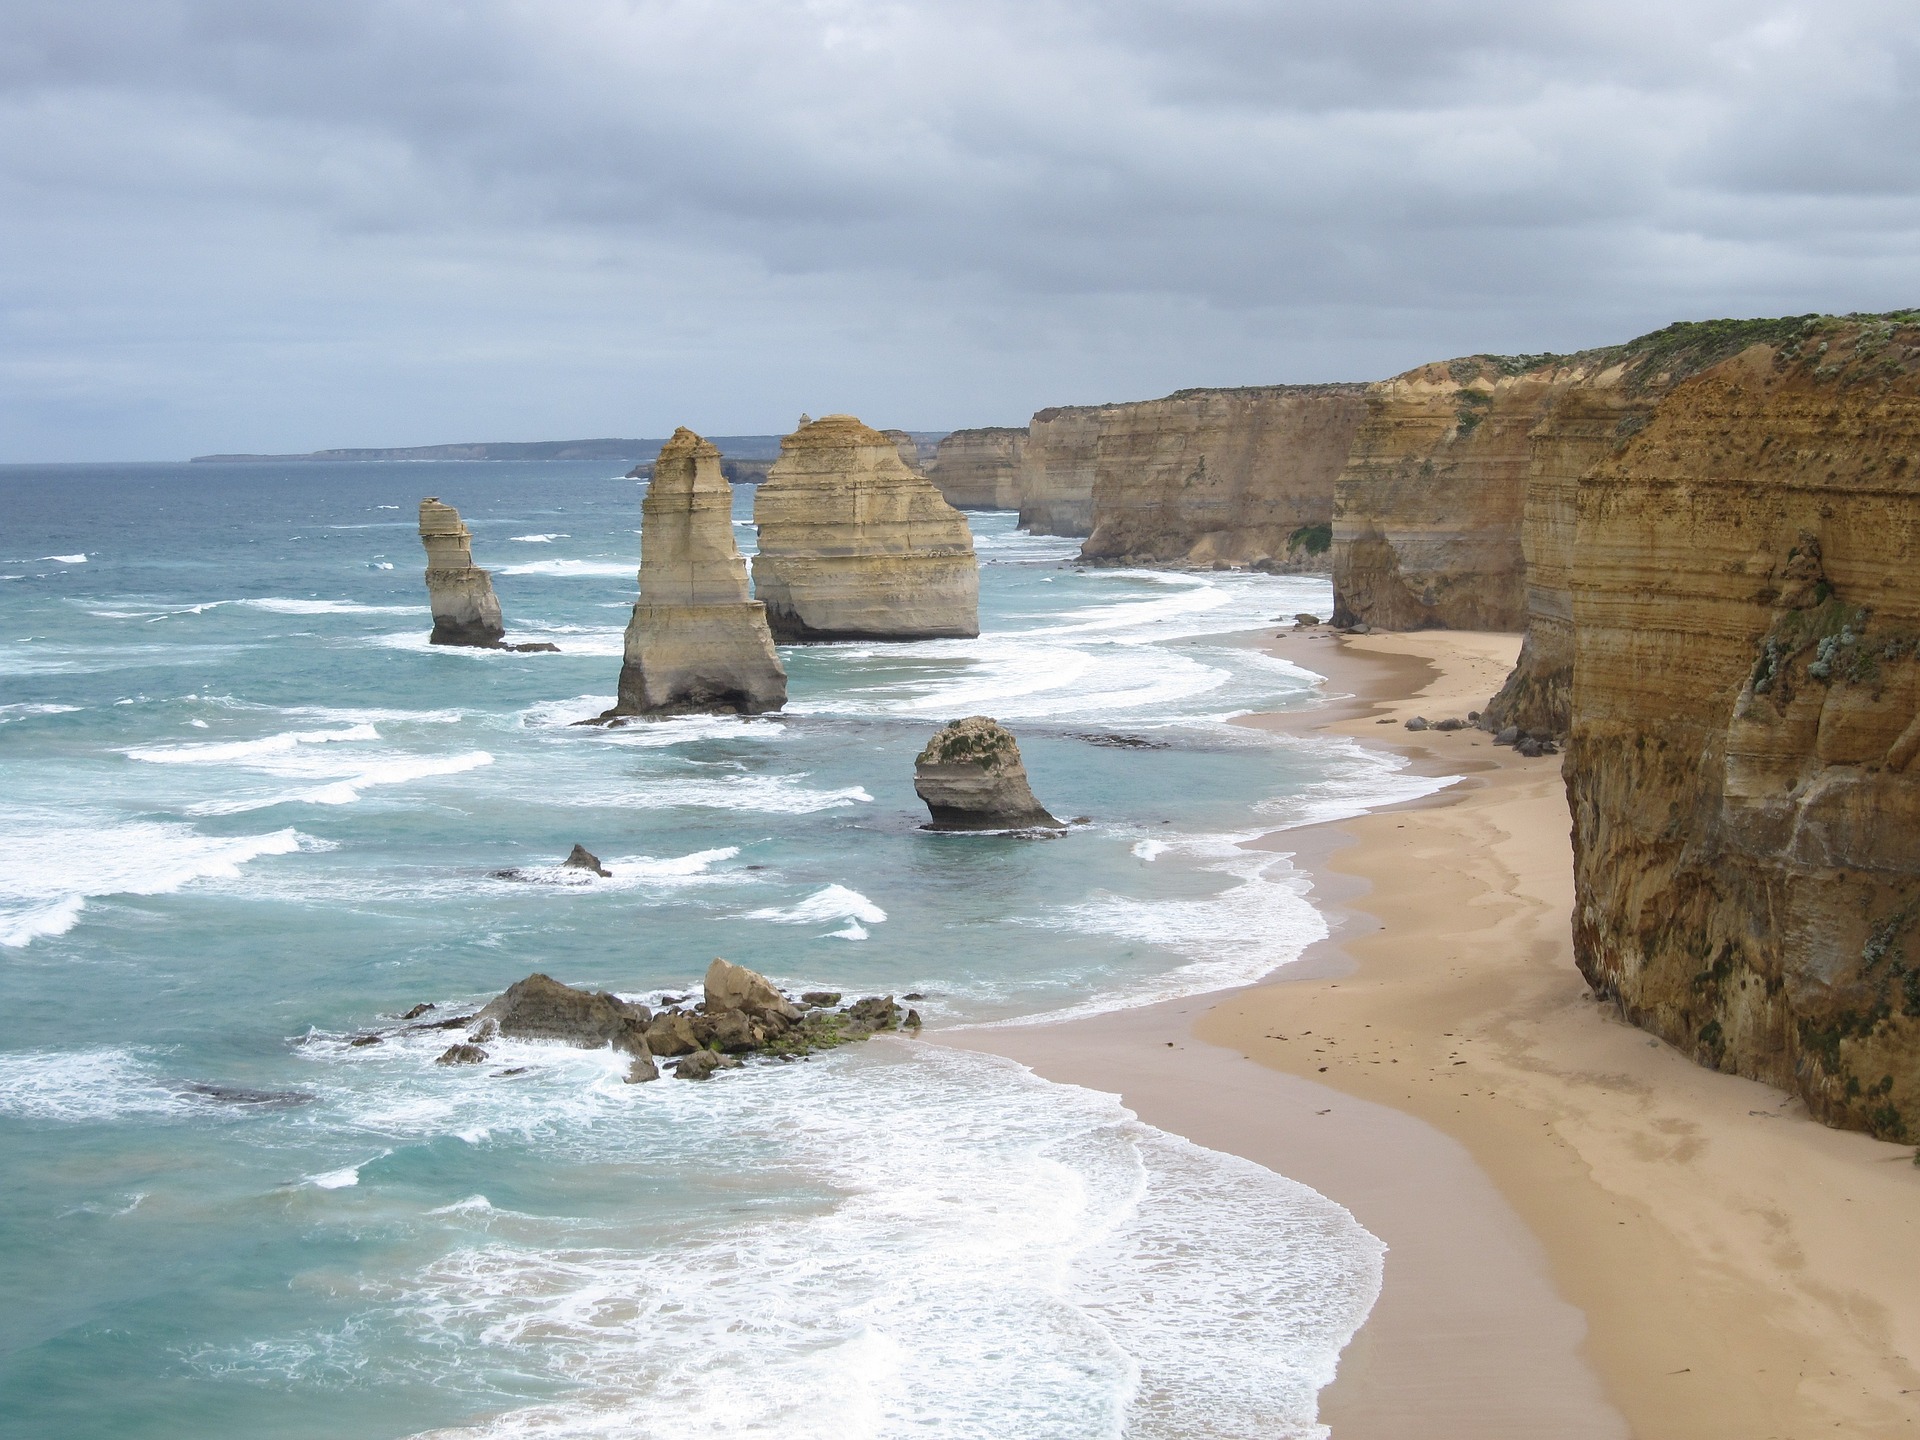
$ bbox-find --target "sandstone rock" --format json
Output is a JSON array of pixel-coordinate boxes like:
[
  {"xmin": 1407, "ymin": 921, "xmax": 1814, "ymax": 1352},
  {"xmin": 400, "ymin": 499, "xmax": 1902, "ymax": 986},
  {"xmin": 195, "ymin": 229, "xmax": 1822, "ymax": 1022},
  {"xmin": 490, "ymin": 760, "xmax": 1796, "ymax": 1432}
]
[
  {"xmin": 671, "ymin": 1049, "xmax": 742, "ymax": 1081},
  {"xmin": 926, "ymin": 427, "xmax": 1026, "ymax": 510},
  {"xmin": 880, "ymin": 429, "xmax": 925, "ymax": 473},
  {"xmin": 1493, "ymin": 726, "xmax": 1520, "ymax": 747},
  {"xmin": 474, "ymin": 973, "xmax": 654, "ymax": 1056},
  {"xmin": 1566, "ymin": 315, "xmax": 1920, "ymax": 1140},
  {"xmin": 436, "ymin": 1044, "xmax": 488, "ymax": 1065},
  {"xmin": 914, "ymin": 716, "xmax": 1062, "ymax": 830},
  {"xmin": 1017, "ymin": 404, "xmax": 1111, "ymax": 536},
  {"xmin": 605, "ymin": 428, "xmax": 787, "ymax": 717},
  {"xmin": 843, "ymin": 995, "xmax": 902, "ymax": 1032},
  {"xmin": 751, "ymin": 415, "xmax": 979, "ymax": 640},
  {"xmin": 705, "ymin": 957, "xmax": 802, "ymax": 1023},
  {"xmin": 800, "ymin": 991, "xmax": 841, "ymax": 1007},
  {"xmin": 625, "ymin": 1054, "xmax": 659, "ymax": 1083},
  {"xmin": 1404, "ymin": 716, "xmax": 1429, "ymax": 731},
  {"xmin": 564, "ymin": 844, "xmax": 611, "ymax": 878},
  {"xmin": 419, "ymin": 498, "xmax": 506, "ymax": 646},
  {"xmin": 1076, "ymin": 385, "xmax": 1368, "ymax": 569},
  {"xmin": 1433, "ymin": 718, "xmax": 1466, "ymax": 732},
  {"xmin": 1294, "ymin": 613, "xmax": 1323, "ymax": 628}
]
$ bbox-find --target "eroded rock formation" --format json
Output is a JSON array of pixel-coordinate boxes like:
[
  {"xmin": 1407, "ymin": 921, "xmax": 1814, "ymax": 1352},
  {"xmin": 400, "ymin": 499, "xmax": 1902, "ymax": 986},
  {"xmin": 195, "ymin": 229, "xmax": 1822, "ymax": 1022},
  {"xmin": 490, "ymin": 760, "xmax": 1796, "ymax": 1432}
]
[
  {"xmin": 1079, "ymin": 385, "xmax": 1369, "ymax": 569},
  {"xmin": 419, "ymin": 498, "xmax": 507, "ymax": 646},
  {"xmin": 1017, "ymin": 404, "xmax": 1113, "ymax": 536},
  {"xmin": 751, "ymin": 414, "xmax": 979, "ymax": 640},
  {"xmin": 606, "ymin": 428, "xmax": 786, "ymax": 717},
  {"xmin": 1566, "ymin": 316, "xmax": 1920, "ymax": 1140},
  {"xmin": 914, "ymin": 716, "xmax": 1062, "ymax": 830},
  {"xmin": 927, "ymin": 427, "xmax": 1026, "ymax": 510},
  {"xmin": 1330, "ymin": 357, "xmax": 1583, "ymax": 631}
]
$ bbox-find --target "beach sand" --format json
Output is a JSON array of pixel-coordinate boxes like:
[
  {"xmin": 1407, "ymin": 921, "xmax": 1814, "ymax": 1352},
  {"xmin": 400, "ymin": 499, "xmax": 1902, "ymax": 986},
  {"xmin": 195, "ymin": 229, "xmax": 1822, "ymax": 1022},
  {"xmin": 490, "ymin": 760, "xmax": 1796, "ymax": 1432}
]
[{"xmin": 945, "ymin": 626, "xmax": 1920, "ymax": 1438}]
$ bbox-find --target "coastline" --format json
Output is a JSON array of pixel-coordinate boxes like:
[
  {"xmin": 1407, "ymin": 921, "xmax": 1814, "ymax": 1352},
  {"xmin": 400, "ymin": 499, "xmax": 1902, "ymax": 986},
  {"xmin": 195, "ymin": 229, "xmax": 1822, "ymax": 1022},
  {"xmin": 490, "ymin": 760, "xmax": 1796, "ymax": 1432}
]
[{"xmin": 944, "ymin": 627, "xmax": 1920, "ymax": 1438}]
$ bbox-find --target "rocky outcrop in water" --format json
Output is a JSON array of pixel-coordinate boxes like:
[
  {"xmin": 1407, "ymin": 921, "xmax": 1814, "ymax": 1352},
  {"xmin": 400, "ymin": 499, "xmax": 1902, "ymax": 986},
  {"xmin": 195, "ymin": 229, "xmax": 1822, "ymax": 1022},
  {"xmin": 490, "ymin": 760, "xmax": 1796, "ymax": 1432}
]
[
  {"xmin": 751, "ymin": 415, "xmax": 979, "ymax": 640},
  {"xmin": 605, "ymin": 428, "xmax": 786, "ymax": 717},
  {"xmin": 1079, "ymin": 385, "xmax": 1369, "ymax": 569},
  {"xmin": 926, "ymin": 427, "xmax": 1026, "ymax": 510},
  {"xmin": 419, "ymin": 498, "xmax": 507, "ymax": 646},
  {"xmin": 1565, "ymin": 315, "xmax": 1920, "ymax": 1141},
  {"xmin": 914, "ymin": 716, "xmax": 1062, "ymax": 830}
]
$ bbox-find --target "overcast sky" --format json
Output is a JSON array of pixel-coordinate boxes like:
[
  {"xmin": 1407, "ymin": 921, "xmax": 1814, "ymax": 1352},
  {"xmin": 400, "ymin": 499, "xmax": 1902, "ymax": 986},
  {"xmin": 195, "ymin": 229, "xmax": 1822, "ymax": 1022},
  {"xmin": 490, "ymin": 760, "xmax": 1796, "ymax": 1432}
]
[{"xmin": 4, "ymin": 0, "xmax": 1917, "ymax": 460}]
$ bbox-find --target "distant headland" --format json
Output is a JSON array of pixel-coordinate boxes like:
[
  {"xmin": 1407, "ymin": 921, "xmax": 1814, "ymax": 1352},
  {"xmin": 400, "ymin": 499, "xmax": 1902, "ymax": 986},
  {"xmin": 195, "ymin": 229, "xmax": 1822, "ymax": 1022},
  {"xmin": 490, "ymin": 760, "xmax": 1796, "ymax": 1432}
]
[{"xmin": 189, "ymin": 436, "xmax": 787, "ymax": 464}]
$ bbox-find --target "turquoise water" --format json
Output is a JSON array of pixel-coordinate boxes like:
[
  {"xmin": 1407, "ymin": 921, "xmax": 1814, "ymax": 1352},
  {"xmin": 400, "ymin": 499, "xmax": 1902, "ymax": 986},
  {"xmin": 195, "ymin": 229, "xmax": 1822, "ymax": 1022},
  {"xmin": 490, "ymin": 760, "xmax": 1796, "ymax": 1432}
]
[{"xmin": 0, "ymin": 462, "xmax": 1438, "ymax": 1438}]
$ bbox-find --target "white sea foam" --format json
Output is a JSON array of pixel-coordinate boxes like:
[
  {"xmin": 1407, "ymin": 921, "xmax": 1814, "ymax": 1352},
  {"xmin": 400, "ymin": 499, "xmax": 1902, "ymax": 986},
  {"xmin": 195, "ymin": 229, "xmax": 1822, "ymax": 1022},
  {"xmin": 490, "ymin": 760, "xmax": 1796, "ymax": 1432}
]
[
  {"xmin": 0, "ymin": 1049, "xmax": 181, "ymax": 1121},
  {"xmin": 187, "ymin": 751, "xmax": 495, "ymax": 814},
  {"xmin": 1255, "ymin": 734, "xmax": 1457, "ymax": 830},
  {"xmin": 126, "ymin": 723, "xmax": 382, "ymax": 764},
  {"xmin": 239, "ymin": 598, "xmax": 417, "ymax": 616},
  {"xmin": 306, "ymin": 1161, "xmax": 372, "ymax": 1189},
  {"xmin": 0, "ymin": 817, "xmax": 319, "ymax": 947},
  {"xmin": 502, "ymin": 847, "xmax": 745, "ymax": 893},
  {"xmin": 294, "ymin": 1045, "xmax": 1382, "ymax": 1440},
  {"xmin": 0, "ymin": 702, "xmax": 82, "ymax": 723},
  {"xmin": 744, "ymin": 884, "xmax": 886, "ymax": 939},
  {"xmin": 42, "ymin": 553, "xmax": 88, "ymax": 564},
  {"xmin": 600, "ymin": 775, "xmax": 873, "ymax": 815},
  {"xmin": 495, "ymin": 559, "xmax": 634, "ymax": 578},
  {"xmin": 510, "ymin": 534, "xmax": 569, "ymax": 543}
]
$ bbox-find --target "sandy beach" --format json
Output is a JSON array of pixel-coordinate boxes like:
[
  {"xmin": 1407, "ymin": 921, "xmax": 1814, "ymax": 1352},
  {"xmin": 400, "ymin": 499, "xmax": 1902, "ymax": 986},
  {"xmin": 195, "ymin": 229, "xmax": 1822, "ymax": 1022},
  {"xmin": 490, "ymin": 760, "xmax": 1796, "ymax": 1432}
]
[{"xmin": 947, "ymin": 627, "xmax": 1920, "ymax": 1439}]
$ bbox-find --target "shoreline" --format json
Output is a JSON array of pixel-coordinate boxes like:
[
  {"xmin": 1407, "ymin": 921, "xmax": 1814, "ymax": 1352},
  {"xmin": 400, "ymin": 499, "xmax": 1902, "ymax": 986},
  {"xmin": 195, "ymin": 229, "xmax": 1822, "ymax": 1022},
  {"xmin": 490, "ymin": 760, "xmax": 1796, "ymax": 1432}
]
[{"xmin": 943, "ymin": 626, "xmax": 1920, "ymax": 1438}]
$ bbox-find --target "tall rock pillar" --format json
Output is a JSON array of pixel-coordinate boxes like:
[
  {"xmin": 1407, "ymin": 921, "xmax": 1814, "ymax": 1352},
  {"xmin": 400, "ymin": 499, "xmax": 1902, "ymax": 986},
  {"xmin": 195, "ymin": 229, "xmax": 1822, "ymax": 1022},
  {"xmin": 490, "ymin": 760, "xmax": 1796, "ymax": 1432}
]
[
  {"xmin": 418, "ymin": 498, "xmax": 507, "ymax": 646},
  {"xmin": 751, "ymin": 414, "xmax": 980, "ymax": 641},
  {"xmin": 609, "ymin": 428, "xmax": 786, "ymax": 716}
]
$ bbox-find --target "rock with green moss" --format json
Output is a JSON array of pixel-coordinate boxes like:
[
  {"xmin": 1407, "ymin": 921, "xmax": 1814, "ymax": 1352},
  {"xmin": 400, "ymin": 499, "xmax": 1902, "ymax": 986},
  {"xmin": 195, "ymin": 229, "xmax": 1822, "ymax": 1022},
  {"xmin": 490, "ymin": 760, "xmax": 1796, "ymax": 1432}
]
[{"xmin": 913, "ymin": 716, "xmax": 1063, "ymax": 830}]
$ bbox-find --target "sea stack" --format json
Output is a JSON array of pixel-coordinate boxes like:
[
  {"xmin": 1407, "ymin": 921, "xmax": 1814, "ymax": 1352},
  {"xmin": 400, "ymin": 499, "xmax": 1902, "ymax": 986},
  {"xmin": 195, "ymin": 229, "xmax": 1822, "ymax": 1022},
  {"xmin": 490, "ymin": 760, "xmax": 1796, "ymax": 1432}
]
[
  {"xmin": 751, "ymin": 415, "xmax": 979, "ymax": 640},
  {"xmin": 914, "ymin": 716, "xmax": 1062, "ymax": 830},
  {"xmin": 607, "ymin": 428, "xmax": 786, "ymax": 717},
  {"xmin": 418, "ymin": 498, "xmax": 506, "ymax": 646}
]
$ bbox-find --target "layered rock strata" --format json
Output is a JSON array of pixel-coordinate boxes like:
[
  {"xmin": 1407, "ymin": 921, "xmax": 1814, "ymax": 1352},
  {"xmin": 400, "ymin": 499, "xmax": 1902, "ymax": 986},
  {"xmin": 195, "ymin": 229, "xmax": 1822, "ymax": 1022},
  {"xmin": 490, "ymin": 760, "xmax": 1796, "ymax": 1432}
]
[
  {"xmin": 751, "ymin": 414, "xmax": 979, "ymax": 640},
  {"xmin": 1017, "ymin": 404, "xmax": 1113, "ymax": 536},
  {"xmin": 1078, "ymin": 385, "xmax": 1369, "ymax": 569},
  {"xmin": 914, "ymin": 716, "xmax": 1062, "ymax": 829},
  {"xmin": 607, "ymin": 428, "xmax": 786, "ymax": 717},
  {"xmin": 1330, "ymin": 356, "xmax": 1584, "ymax": 630},
  {"xmin": 1566, "ymin": 317, "xmax": 1920, "ymax": 1140},
  {"xmin": 418, "ymin": 498, "xmax": 507, "ymax": 646},
  {"xmin": 926, "ymin": 427, "xmax": 1026, "ymax": 510}
]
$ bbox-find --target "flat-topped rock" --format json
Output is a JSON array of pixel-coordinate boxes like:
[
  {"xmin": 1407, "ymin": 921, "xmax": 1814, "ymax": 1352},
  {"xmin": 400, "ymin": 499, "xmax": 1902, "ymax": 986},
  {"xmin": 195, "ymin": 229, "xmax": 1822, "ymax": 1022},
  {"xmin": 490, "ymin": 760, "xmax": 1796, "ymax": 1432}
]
[
  {"xmin": 751, "ymin": 414, "xmax": 979, "ymax": 641},
  {"xmin": 914, "ymin": 716, "xmax": 1062, "ymax": 830},
  {"xmin": 926, "ymin": 427, "xmax": 1026, "ymax": 510},
  {"xmin": 607, "ymin": 427, "xmax": 786, "ymax": 716},
  {"xmin": 419, "ymin": 498, "xmax": 506, "ymax": 646}
]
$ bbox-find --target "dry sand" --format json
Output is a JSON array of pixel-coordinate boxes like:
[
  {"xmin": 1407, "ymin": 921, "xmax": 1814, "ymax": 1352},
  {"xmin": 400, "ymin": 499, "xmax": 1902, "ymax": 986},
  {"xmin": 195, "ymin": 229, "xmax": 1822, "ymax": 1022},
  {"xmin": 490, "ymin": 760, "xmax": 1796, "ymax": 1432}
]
[{"xmin": 945, "ymin": 626, "xmax": 1920, "ymax": 1439}]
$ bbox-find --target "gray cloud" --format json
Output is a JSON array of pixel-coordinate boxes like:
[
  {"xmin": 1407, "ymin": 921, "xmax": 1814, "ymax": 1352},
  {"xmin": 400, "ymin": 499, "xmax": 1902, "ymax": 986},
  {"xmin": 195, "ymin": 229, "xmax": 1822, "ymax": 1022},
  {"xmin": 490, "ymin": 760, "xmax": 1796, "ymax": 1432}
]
[{"xmin": 2, "ymin": 0, "xmax": 1917, "ymax": 458}]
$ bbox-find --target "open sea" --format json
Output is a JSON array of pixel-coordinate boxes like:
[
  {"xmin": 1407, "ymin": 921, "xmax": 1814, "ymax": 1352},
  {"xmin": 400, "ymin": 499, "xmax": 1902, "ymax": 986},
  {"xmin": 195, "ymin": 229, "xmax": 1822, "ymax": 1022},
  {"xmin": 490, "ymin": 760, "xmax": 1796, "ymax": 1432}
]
[{"xmin": 0, "ymin": 460, "xmax": 1447, "ymax": 1438}]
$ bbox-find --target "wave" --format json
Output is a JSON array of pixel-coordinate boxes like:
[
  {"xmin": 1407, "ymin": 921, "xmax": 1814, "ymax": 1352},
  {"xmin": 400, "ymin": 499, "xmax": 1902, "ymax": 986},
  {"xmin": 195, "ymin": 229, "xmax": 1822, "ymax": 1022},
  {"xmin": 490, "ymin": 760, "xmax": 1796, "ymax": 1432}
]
[
  {"xmin": 126, "ymin": 723, "xmax": 382, "ymax": 765},
  {"xmin": 0, "ymin": 702, "xmax": 82, "ymax": 724},
  {"xmin": 0, "ymin": 1048, "xmax": 182, "ymax": 1122},
  {"xmin": 238, "ymin": 598, "xmax": 418, "ymax": 616},
  {"xmin": 500, "ymin": 847, "xmax": 746, "ymax": 893},
  {"xmin": 187, "ymin": 751, "xmax": 495, "ymax": 814},
  {"xmin": 509, "ymin": 534, "xmax": 569, "ymax": 543},
  {"xmin": 0, "ymin": 817, "xmax": 320, "ymax": 948},
  {"xmin": 744, "ymin": 884, "xmax": 886, "ymax": 940},
  {"xmin": 595, "ymin": 774, "xmax": 873, "ymax": 815},
  {"xmin": 41, "ymin": 553, "xmax": 87, "ymax": 564},
  {"xmin": 494, "ymin": 559, "xmax": 634, "ymax": 578}
]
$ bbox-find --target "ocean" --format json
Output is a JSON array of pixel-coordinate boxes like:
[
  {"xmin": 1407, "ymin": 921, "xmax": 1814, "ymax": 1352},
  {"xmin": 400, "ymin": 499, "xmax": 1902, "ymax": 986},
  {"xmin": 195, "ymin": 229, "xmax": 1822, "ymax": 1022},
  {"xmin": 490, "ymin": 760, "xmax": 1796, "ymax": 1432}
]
[{"xmin": 0, "ymin": 460, "xmax": 1444, "ymax": 1438}]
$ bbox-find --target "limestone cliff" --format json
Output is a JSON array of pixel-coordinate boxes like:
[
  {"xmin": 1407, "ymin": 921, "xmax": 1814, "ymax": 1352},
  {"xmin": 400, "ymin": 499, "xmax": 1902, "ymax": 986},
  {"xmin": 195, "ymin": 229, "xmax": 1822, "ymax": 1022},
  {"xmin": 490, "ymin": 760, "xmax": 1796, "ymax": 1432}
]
[
  {"xmin": 418, "ymin": 498, "xmax": 506, "ymax": 646},
  {"xmin": 927, "ymin": 427, "xmax": 1026, "ymax": 510},
  {"xmin": 1330, "ymin": 356, "xmax": 1588, "ymax": 631},
  {"xmin": 914, "ymin": 716, "xmax": 1061, "ymax": 829},
  {"xmin": 1078, "ymin": 385, "xmax": 1368, "ymax": 569},
  {"xmin": 1017, "ymin": 405, "xmax": 1113, "ymax": 536},
  {"xmin": 606, "ymin": 428, "xmax": 786, "ymax": 717},
  {"xmin": 751, "ymin": 414, "xmax": 980, "ymax": 640},
  {"xmin": 1566, "ymin": 315, "xmax": 1920, "ymax": 1140}
]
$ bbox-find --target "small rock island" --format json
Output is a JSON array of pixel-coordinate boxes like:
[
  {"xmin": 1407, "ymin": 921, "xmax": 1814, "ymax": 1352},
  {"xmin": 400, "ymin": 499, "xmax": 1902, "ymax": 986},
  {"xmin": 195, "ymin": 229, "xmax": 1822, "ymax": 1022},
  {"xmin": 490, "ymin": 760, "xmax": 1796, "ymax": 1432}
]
[
  {"xmin": 914, "ymin": 716, "xmax": 1063, "ymax": 830},
  {"xmin": 605, "ymin": 427, "xmax": 786, "ymax": 717},
  {"xmin": 751, "ymin": 414, "xmax": 980, "ymax": 641},
  {"xmin": 418, "ymin": 497, "xmax": 506, "ymax": 646}
]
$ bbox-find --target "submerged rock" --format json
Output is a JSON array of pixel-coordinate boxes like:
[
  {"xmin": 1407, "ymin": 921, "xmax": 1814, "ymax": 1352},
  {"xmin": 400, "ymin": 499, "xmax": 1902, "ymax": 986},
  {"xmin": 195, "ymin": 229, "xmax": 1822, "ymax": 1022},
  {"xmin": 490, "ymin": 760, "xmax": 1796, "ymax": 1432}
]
[
  {"xmin": 563, "ymin": 844, "xmax": 612, "ymax": 878},
  {"xmin": 418, "ymin": 498, "xmax": 507, "ymax": 647},
  {"xmin": 604, "ymin": 428, "xmax": 787, "ymax": 718},
  {"xmin": 472, "ymin": 973, "xmax": 654, "ymax": 1055},
  {"xmin": 914, "ymin": 716, "xmax": 1062, "ymax": 830},
  {"xmin": 751, "ymin": 414, "xmax": 979, "ymax": 641},
  {"xmin": 436, "ymin": 1044, "xmax": 488, "ymax": 1065},
  {"xmin": 671, "ymin": 1050, "xmax": 742, "ymax": 1081}
]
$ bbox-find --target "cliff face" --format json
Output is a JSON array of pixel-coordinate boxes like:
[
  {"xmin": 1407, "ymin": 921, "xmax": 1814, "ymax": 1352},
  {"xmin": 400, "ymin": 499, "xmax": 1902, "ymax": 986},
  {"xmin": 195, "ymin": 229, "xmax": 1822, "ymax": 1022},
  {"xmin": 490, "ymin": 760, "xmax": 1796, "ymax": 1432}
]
[
  {"xmin": 418, "ymin": 498, "xmax": 506, "ymax": 646},
  {"xmin": 1567, "ymin": 318, "xmax": 1920, "ymax": 1141},
  {"xmin": 608, "ymin": 428, "xmax": 786, "ymax": 717},
  {"xmin": 1331, "ymin": 356, "xmax": 1583, "ymax": 630},
  {"xmin": 1017, "ymin": 405, "xmax": 1113, "ymax": 536},
  {"xmin": 926, "ymin": 427, "xmax": 1026, "ymax": 510},
  {"xmin": 751, "ymin": 414, "xmax": 980, "ymax": 640},
  {"xmin": 1078, "ymin": 385, "xmax": 1368, "ymax": 569}
]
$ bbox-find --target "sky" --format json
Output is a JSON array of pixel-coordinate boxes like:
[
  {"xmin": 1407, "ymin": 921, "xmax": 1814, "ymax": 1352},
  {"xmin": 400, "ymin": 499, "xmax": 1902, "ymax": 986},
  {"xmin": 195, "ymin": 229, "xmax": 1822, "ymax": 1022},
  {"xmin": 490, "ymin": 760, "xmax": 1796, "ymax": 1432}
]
[{"xmin": 3, "ymin": 0, "xmax": 1918, "ymax": 461}]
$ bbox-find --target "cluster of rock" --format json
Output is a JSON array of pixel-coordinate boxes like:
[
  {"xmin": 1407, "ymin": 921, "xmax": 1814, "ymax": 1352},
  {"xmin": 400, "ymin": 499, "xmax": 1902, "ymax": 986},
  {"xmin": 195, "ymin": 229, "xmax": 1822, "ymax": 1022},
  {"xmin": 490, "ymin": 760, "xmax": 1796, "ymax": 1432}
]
[
  {"xmin": 913, "ymin": 716, "xmax": 1062, "ymax": 830},
  {"xmin": 603, "ymin": 428, "xmax": 786, "ymax": 718},
  {"xmin": 373, "ymin": 962, "xmax": 915, "ymax": 1082},
  {"xmin": 751, "ymin": 414, "xmax": 980, "ymax": 640}
]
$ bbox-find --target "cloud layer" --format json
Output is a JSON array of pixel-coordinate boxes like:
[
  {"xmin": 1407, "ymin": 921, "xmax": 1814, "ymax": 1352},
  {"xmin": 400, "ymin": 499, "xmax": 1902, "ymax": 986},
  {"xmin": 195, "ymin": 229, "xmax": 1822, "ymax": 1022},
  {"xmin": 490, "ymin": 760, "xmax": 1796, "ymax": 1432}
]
[{"xmin": 3, "ymin": 0, "xmax": 1916, "ymax": 459}]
